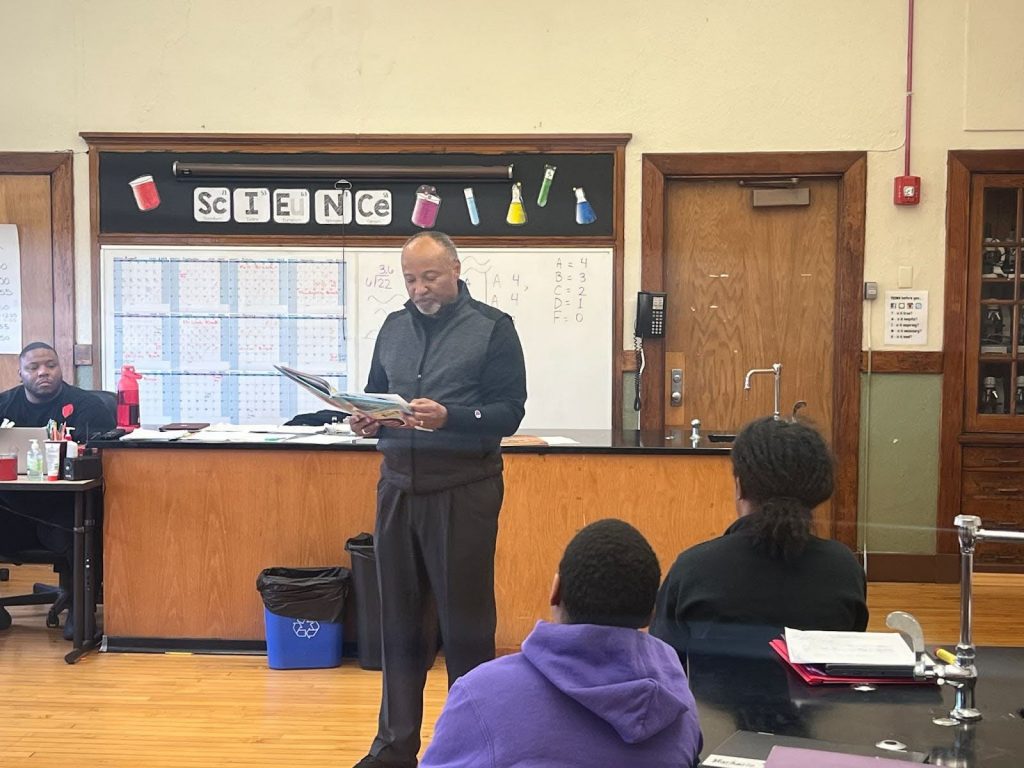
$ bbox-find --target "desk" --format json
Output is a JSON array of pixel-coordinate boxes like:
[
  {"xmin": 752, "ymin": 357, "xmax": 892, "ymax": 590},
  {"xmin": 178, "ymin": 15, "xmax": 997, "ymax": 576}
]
[
  {"xmin": 96, "ymin": 431, "xmax": 737, "ymax": 651},
  {"xmin": 0, "ymin": 477, "xmax": 103, "ymax": 664},
  {"xmin": 690, "ymin": 648, "xmax": 1024, "ymax": 767}
]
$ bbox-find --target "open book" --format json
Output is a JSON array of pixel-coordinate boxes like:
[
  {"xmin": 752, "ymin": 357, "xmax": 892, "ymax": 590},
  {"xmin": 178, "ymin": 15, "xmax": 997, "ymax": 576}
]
[{"xmin": 274, "ymin": 365, "xmax": 414, "ymax": 427}]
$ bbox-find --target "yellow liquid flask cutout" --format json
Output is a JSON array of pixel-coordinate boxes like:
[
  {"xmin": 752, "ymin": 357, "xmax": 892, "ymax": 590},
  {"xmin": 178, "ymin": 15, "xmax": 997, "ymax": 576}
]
[{"xmin": 506, "ymin": 182, "xmax": 527, "ymax": 226}]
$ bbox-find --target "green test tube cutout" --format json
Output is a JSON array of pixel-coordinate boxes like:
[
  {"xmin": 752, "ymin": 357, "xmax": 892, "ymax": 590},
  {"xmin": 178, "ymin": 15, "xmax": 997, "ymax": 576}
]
[{"xmin": 537, "ymin": 165, "xmax": 556, "ymax": 207}]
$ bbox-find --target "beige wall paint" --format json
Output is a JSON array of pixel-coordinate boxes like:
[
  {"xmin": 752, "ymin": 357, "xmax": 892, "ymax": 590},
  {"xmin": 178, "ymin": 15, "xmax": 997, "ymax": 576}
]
[{"xmin": 0, "ymin": 0, "xmax": 1022, "ymax": 349}]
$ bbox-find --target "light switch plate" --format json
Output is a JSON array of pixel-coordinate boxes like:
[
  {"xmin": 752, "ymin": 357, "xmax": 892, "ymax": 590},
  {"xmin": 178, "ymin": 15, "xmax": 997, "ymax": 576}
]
[{"xmin": 897, "ymin": 266, "xmax": 913, "ymax": 289}]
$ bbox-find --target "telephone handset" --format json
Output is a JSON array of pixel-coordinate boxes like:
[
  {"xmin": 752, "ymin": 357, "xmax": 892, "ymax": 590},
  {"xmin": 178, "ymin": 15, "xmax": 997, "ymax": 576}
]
[
  {"xmin": 635, "ymin": 291, "xmax": 667, "ymax": 338},
  {"xmin": 634, "ymin": 291, "xmax": 668, "ymax": 412}
]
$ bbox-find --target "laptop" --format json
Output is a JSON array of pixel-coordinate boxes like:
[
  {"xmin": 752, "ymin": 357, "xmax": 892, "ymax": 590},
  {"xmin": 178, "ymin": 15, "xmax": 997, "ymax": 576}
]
[{"xmin": 0, "ymin": 427, "xmax": 51, "ymax": 473}]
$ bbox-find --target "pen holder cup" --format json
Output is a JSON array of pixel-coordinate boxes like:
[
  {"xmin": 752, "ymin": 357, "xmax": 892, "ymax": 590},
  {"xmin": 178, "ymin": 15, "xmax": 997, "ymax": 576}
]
[
  {"xmin": 0, "ymin": 450, "xmax": 17, "ymax": 481},
  {"xmin": 44, "ymin": 441, "xmax": 67, "ymax": 480}
]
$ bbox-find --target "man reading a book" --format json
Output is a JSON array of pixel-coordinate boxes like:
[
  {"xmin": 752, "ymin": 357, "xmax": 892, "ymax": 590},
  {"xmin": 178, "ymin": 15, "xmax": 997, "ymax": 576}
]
[{"xmin": 350, "ymin": 231, "xmax": 527, "ymax": 768}]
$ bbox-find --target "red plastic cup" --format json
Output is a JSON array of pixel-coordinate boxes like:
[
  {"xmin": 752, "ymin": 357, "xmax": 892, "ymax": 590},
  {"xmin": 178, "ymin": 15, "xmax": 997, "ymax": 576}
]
[
  {"xmin": 130, "ymin": 175, "xmax": 161, "ymax": 211},
  {"xmin": 0, "ymin": 453, "xmax": 16, "ymax": 481}
]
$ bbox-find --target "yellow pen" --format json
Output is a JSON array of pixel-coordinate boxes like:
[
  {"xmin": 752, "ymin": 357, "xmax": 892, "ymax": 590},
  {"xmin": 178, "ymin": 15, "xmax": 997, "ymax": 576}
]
[{"xmin": 935, "ymin": 648, "xmax": 958, "ymax": 665}]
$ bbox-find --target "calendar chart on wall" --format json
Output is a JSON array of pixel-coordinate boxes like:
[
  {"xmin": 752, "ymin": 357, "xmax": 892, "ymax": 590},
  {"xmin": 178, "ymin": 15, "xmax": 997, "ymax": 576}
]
[{"xmin": 102, "ymin": 246, "xmax": 351, "ymax": 425}]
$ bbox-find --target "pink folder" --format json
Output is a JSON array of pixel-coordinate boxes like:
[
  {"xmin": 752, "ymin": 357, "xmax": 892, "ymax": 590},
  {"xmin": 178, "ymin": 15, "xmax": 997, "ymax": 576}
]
[{"xmin": 769, "ymin": 639, "xmax": 926, "ymax": 686}]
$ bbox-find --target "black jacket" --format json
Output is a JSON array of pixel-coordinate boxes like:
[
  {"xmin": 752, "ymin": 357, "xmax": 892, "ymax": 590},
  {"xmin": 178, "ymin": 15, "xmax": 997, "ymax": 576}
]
[
  {"xmin": 367, "ymin": 281, "xmax": 527, "ymax": 493},
  {"xmin": 0, "ymin": 382, "xmax": 115, "ymax": 440},
  {"xmin": 650, "ymin": 514, "xmax": 868, "ymax": 658}
]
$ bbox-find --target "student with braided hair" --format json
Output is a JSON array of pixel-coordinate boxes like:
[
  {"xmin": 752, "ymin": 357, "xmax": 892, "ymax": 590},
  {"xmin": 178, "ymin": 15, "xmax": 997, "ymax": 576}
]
[{"xmin": 651, "ymin": 417, "xmax": 868, "ymax": 659}]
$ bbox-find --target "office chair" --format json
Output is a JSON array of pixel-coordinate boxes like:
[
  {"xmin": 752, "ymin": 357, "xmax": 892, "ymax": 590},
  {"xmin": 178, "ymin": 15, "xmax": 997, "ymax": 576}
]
[
  {"xmin": 89, "ymin": 390, "xmax": 118, "ymax": 425},
  {"xmin": 0, "ymin": 390, "xmax": 115, "ymax": 633},
  {"xmin": 0, "ymin": 550, "xmax": 71, "ymax": 631}
]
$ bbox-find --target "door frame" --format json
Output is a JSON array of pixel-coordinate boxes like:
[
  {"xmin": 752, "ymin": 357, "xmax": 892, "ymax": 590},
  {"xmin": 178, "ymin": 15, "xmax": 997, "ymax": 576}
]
[
  {"xmin": 0, "ymin": 152, "xmax": 76, "ymax": 381},
  {"xmin": 640, "ymin": 152, "xmax": 867, "ymax": 547}
]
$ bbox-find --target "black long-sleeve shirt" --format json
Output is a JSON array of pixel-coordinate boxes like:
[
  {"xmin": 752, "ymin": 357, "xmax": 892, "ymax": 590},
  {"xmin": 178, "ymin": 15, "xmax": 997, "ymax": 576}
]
[{"xmin": 650, "ymin": 515, "xmax": 868, "ymax": 659}]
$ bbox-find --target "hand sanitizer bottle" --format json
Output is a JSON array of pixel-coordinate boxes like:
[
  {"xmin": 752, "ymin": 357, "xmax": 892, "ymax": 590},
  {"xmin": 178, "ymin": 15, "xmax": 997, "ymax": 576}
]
[{"xmin": 27, "ymin": 439, "xmax": 43, "ymax": 480}]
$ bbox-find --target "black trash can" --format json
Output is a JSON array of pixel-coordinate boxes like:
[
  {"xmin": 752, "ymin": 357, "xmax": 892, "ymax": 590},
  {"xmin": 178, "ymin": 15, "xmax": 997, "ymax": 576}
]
[
  {"xmin": 256, "ymin": 566, "xmax": 351, "ymax": 670},
  {"xmin": 345, "ymin": 533, "xmax": 382, "ymax": 670}
]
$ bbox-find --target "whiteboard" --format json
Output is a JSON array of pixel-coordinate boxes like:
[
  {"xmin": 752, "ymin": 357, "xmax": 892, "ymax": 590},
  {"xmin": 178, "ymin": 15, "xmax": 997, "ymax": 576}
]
[
  {"xmin": 102, "ymin": 245, "xmax": 613, "ymax": 429},
  {"xmin": 354, "ymin": 248, "xmax": 613, "ymax": 430}
]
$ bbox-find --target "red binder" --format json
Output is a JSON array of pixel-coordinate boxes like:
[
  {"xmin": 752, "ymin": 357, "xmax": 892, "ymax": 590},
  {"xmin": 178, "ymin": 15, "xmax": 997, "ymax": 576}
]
[{"xmin": 769, "ymin": 639, "xmax": 927, "ymax": 686}]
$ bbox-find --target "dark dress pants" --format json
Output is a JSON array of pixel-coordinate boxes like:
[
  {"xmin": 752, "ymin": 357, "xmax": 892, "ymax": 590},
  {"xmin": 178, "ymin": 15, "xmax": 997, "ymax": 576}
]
[{"xmin": 370, "ymin": 474, "xmax": 503, "ymax": 764}]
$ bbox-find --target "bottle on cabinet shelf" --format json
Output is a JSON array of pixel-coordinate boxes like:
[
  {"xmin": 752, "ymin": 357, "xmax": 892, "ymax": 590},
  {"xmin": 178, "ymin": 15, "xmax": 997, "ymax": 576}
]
[
  {"xmin": 981, "ymin": 376, "xmax": 1002, "ymax": 414},
  {"xmin": 1015, "ymin": 376, "xmax": 1024, "ymax": 415},
  {"xmin": 981, "ymin": 307, "xmax": 1008, "ymax": 353}
]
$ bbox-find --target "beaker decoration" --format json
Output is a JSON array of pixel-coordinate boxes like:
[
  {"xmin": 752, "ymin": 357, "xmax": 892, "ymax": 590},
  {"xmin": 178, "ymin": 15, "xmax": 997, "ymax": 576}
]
[
  {"xmin": 411, "ymin": 185, "xmax": 441, "ymax": 228},
  {"xmin": 574, "ymin": 186, "xmax": 597, "ymax": 225},
  {"xmin": 506, "ymin": 182, "xmax": 527, "ymax": 226}
]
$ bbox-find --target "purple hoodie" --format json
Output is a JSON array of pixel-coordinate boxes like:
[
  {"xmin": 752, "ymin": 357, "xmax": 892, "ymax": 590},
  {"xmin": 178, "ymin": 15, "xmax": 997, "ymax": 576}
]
[{"xmin": 421, "ymin": 621, "xmax": 703, "ymax": 768}]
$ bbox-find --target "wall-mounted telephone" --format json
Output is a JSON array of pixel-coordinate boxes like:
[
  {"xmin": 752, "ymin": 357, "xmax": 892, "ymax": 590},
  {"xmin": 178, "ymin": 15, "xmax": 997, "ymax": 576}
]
[
  {"xmin": 635, "ymin": 291, "xmax": 667, "ymax": 338},
  {"xmin": 634, "ymin": 291, "xmax": 668, "ymax": 412}
]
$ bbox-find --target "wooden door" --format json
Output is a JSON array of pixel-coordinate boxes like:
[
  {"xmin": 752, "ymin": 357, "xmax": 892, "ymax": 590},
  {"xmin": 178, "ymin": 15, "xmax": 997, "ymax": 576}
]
[
  {"xmin": 662, "ymin": 179, "xmax": 839, "ymax": 532},
  {"xmin": 641, "ymin": 153, "xmax": 865, "ymax": 546},
  {"xmin": 0, "ymin": 153, "xmax": 75, "ymax": 385},
  {"xmin": 663, "ymin": 179, "xmax": 838, "ymax": 438}
]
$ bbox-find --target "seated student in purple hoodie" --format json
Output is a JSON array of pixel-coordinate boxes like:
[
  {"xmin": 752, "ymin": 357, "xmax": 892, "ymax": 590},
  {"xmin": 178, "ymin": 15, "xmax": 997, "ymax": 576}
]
[{"xmin": 420, "ymin": 519, "xmax": 703, "ymax": 768}]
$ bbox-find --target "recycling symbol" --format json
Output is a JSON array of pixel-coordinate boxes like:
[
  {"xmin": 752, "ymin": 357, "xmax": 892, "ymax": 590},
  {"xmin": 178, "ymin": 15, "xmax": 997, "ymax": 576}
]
[{"xmin": 292, "ymin": 619, "xmax": 321, "ymax": 639}]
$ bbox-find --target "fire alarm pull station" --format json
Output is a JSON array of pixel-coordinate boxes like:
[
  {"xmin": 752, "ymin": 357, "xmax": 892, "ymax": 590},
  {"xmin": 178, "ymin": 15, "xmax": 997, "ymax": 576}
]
[{"xmin": 894, "ymin": 175, "xmax": 921, "ymax": 206}]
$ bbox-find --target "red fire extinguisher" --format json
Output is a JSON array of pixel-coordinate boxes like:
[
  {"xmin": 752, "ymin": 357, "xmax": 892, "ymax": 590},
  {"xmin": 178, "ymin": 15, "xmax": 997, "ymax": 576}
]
[{"xmin": 116, "ymin": 365, "xmax": 143, "ymax": 430}]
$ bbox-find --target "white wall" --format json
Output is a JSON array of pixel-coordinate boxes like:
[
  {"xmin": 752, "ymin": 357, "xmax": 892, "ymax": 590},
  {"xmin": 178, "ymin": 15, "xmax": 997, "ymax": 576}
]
[{"xmin": 1, "ymin": 0, "xmax": 1022, "ymax": 350}]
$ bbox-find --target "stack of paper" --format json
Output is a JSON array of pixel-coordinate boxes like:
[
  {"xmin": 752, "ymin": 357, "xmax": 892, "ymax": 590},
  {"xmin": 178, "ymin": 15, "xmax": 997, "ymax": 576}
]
[
  {"xmin": 770, "ymin": 628, "xmax": 924, "ymax": 686},
  {"xmin": 783, "ymin": 628, "xmax": 915, "ymax": 667},
  {"xmin": 120, "ymin": 428, "xmax": 189, "ymax": 441}
]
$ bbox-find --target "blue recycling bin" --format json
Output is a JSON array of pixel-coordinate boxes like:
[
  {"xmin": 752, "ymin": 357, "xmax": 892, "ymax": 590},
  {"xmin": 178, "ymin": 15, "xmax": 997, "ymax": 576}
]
[
  {"xmin": 263, "ymin": 607, "xmax": 344, "ymax": 670},
  {"xmin": 257, "ymin": 566, "xmax": 351, "ymax": 670}
]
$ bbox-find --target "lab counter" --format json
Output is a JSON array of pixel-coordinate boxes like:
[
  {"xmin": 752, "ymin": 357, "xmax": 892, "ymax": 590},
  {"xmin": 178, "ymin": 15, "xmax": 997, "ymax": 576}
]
[{"xmin": 95, "ymin": 428, "xmax": 735, "ymax": 651}]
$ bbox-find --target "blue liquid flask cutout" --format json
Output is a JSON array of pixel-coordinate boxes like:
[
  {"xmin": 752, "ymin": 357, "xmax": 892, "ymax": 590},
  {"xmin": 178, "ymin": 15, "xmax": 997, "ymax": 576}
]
[
  {"xmin": 574, "ymin": 187, "xmax": 597, "ymax": 225},
  {"xmin": 464, "ymin": 187, "xmax": 480, "ymax": 226}
]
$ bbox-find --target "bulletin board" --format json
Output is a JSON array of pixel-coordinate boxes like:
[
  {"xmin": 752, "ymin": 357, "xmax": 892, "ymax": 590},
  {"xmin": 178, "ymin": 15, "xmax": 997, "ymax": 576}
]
[
  {"xmin": 97, "ymin": 151, "xmax": 614, "ymax": 238},
  {"xmin": 101, "ymin": 245, "xmax": 613, "ymax": 429}
]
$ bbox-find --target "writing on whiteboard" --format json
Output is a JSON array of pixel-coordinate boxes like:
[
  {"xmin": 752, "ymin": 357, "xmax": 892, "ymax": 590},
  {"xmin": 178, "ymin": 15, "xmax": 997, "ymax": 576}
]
[{"xmin": 354, "ymin": 248, "xmax": 613, "ymax": 430}]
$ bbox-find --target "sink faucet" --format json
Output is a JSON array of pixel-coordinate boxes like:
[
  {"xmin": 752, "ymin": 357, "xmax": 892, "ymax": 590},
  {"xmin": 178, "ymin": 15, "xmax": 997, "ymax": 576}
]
[
  {"xmin": 886, "ymin": 515, "xmax": 1024, "ymax": 723},
  {"xmin": 743, "ymin": 363, "xmax": 782, "ymax": 420}
]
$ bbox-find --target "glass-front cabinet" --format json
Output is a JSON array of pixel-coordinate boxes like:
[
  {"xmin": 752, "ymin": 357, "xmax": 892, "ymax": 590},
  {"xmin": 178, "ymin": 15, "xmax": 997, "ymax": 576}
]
[
  {"xmin": 942, "ymin": 156, "xmax": 1024, "ymax": 572},
  {"xmin": 969, "ymin": 177, "xmax": 1024, "ymax": 430}
]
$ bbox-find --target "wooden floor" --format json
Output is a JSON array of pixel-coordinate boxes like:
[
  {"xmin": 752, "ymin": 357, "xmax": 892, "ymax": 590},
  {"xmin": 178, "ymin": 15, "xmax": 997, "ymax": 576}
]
[{"xmin": 1, "ymin": 565, "xmax": 1022, "ymax": 766}]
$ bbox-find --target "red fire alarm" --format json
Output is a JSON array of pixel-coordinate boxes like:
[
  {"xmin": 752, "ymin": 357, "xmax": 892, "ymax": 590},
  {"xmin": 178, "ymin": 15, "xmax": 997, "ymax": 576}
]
[{"xmin": 894, "ymin": 175, "xmax": 921, "ymax": 206}]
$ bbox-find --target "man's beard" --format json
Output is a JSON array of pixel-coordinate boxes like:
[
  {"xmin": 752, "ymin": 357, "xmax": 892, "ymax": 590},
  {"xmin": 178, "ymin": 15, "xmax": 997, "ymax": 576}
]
[{"xmin": 414, "ymin": 300, "xmax": 441, "ymax": 315}]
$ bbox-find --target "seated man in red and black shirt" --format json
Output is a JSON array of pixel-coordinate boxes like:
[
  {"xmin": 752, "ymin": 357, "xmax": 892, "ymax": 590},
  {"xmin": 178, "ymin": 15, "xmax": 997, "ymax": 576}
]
[{"xmin": 0, "ymin": 342, "xmax": 114, "ymax": 637}]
